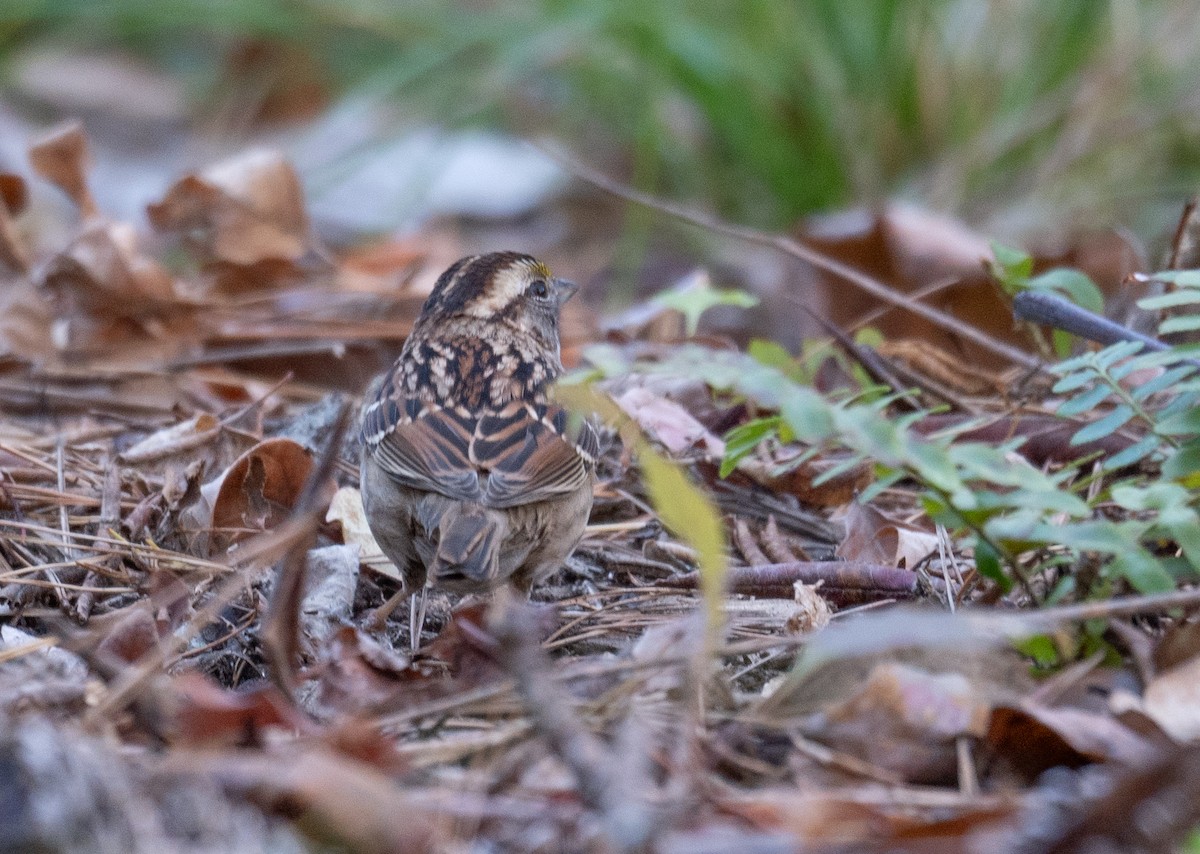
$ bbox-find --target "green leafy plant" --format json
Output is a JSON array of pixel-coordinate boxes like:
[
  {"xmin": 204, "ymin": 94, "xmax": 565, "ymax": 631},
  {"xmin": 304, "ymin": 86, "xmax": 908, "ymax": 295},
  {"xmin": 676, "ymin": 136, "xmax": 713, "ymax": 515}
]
[{"xmin": 588, "ymin": 269, "xmax": 1200, "ymax": 602}]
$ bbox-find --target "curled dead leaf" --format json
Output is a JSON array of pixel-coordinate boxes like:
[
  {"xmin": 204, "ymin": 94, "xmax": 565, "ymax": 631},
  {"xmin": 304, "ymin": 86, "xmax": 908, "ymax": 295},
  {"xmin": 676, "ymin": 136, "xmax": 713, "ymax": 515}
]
[
  {"xmin": 28, "ymin": 120, "xmax": 97, "ymax": 217},
  {"xmin": 834, "ymin": 502, "xmax": 939, "ymax": 568},
  {"xmin": 41, "ymin": 219, "xmax": 177, "ymax": 318},
  {"xmin": 986, "ymin": 703, "xmax": 1153, "ymax": 780},
  {"xmin": 169, "ymin": 670, "xmax": 312, "ymax": 746},
  {"xmin": 200, "ymin": 437, "xmax": 333, "ymax": 552},
  {"xmin": 0, "ymin": 206, "xmax": 28, "ymax": 274},
  {"xmin": 0, "ymin": 170, "xmax": 30, "ymax": 273},
  {"xmin": 148, "ymin": 148, "xmax": 312, "ymax": 269}
]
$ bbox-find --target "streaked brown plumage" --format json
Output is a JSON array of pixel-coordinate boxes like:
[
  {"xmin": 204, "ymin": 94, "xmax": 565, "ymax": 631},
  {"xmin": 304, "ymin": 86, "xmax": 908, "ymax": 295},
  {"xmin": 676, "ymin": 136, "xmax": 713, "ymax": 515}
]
[{"xmin": 359, "ymin": 252, "xmax": 596, "ymax": 642}]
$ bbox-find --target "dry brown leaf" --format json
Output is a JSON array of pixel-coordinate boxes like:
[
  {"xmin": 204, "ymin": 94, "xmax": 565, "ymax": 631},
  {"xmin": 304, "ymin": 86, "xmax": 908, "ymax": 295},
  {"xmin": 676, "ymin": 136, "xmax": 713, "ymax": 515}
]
[
  {"xmin": 614, "ymin": 385, "xmax": 725, "ymax": 457},
  {"xmin": 94, "ymin": 605, "xmax": 161, "ymax": 665},
  {"xmin": 148, "ymin": 148, "xmax": 312, "ymax": 269},
  {"xmin": 788, "ymin": 580, "xmax": 832, "ymax": 634},
  {"xmin": 833, "ymin": 502, "xmax": 938, "ymax": 568},
  {"xmin": 169, "ymin": 670, "xmax": 312, "ymax": 746},
  {"xmin": 199, "ymin": 437, "xmax": 331, "ymax": 552},
  {"xmin": 731, "ymin": 445, "xmax": 871, "ymax": 508},
  {"xmin": 722, "ymin": 787, "xmax": 1019, "ymax": 849},
  {"xmin": 800, "ymin": 661, "xmax": 991, "ymax": 784},
  {"xmin": 119, "ymin": 413, "xmax": 220, "ymax": 464},
  {"xmin": 0, "ymin": 206, "xmax": 28, "ymax": 274},
  {"xmin": 987, "ymin": 703, "xmax": 1153, "ymax": 780},
  {"xmin": 1140, "ymin": 655, "xmax": 1200, "ymax": 742},
  {"xmin": 0, "ymin": 174, "xmax": 30, "ymax": 274},
  {"xmin": 41, "ymin": 219, "xmax": 176, "ymax": 316},
  {"xmin": 28, "ymin": 120, "xmax": 97, "ymax": 217},
  {"xmin": 307, "ymin": 625, "xmax": 416, "ymax": 717},
  {"xmin": 180, "ymin": 746, "xmax": 434, "ymax": 852},
  {"xmin": 1153, "ymin": 619, "xmax": 1200, "ymax": 673}
]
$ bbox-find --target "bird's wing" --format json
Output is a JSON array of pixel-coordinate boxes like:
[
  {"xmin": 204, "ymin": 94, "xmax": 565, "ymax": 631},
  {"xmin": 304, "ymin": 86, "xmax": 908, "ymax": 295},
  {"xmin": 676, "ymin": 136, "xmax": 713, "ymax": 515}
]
[
  {"xmin": 474, "ymin": 403, "xmax": 598, "ymax": 509},
  {"xmin": 363, "ymin": 395, "xmax": 483, "ymax": 502}
]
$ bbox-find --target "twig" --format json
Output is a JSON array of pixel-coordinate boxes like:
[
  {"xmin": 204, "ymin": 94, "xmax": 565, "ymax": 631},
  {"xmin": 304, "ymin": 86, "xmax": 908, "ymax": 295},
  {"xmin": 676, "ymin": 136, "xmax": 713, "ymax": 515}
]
[
  {"xmin": 1014, "ymin": 290, "xmax": 1198, "ymax": 363},
  {"xmin": 75, "ymin": 450, "xmax": 122, "ymax": 622},
  {"xmin": 261, "ymin": 398, "xmax": 352, "ymax": 699},
  {"xmin": 659, "ymin": 560, "xmax": 945, "ymax": 605},
  {"xmin": 541, "ymin": 143, "xmax": 1044, "ymax": 372}
]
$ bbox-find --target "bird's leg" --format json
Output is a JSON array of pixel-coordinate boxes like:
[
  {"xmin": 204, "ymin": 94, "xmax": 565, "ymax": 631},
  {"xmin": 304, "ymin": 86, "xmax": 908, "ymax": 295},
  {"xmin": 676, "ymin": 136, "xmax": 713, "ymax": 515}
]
[{"xmin": 410, "ymin": 585, "xmax": 428, "ymax": 652}]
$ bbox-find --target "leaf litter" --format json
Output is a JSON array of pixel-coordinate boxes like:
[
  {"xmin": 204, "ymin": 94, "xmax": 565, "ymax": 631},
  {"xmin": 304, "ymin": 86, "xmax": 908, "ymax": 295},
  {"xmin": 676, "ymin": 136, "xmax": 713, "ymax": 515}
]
[{"xmin": 1, "ymin": 125, "xmax": 1199, "ymax": 854}]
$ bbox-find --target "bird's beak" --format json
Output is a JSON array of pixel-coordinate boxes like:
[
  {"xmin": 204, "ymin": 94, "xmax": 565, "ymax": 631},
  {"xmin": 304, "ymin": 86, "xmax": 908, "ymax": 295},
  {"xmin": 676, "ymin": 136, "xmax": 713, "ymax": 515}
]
[{"xmin": 553, "ymin": 278, "xmax": 579, "ymax": 308}]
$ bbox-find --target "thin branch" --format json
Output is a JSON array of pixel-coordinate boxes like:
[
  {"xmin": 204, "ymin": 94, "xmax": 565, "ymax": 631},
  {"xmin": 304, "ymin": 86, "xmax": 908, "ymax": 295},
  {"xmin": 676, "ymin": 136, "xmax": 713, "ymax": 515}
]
[{"xmin": 540, "ymin": 142, "xmax": 1044, "ymax": 372}]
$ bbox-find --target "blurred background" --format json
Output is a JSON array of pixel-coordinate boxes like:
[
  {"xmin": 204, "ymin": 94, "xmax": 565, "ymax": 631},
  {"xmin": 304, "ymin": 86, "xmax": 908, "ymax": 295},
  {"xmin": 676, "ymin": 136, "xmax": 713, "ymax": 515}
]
[{"xmin": 2, "ymin": 0, "xmax": 1199, "ymax": 355}]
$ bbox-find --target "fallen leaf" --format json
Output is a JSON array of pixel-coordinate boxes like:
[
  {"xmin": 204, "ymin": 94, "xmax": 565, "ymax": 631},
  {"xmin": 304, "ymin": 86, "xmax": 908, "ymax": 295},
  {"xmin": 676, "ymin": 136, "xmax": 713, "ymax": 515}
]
[
  {"xmin": 0, "ymin": 173, "xmax": 27, "ymax": 216},
  {"xmin": 615, "ymin": 385, "xmax": 725, "ymax": 457},
  {"xmin": 834, "ymin": 502, "xmax": 939, "ymax": 568},
  {"xmin": 28, "ymin": 120, "xmax": 98, "ymax": 217},
  {"xmin": 119, "ymin": 413, "xmax": 220, "ymax": 464},
  {"xmin": 148, "ymin": 148, "xmax": 312, "ymax": 269},
  {"xmin": 799, "ymin": 661, "xmax": 991, "ymax": 784},
  {"xmin": 170, "ymin": 670, "xmax": 311, "ymax": 746},
  {"xmin": 200, "ymin": 437, "xmax": 331, "ymax": 553},
  {"xmin": 0, "ymin": 174, "xmax": 29, "ymax": 273},
  {"xmin": 41, "ymin": 219, "xmax": 177, "ymax": 321},
  {"xmin": 986, "ymin": 703, "xmax": 1153, "ymax": 781},
  {"xmin": 1141, "ymin": 655, "xmax": 1200, "ymax": 742}
]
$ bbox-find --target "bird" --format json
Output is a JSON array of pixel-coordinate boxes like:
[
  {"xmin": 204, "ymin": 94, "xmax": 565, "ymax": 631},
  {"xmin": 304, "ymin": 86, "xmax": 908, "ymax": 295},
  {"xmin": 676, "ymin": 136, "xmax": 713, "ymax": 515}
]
[{"xmin": 359, "ymin": 252, "xmax": 598, "ymax": 648}]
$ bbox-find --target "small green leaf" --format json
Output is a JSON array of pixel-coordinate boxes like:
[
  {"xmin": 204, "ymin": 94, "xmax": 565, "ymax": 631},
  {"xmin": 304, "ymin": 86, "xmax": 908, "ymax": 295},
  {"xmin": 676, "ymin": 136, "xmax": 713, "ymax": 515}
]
[
  {"xmin": 1094, "ymin": 340, "xmax": 1145, "ymax": 370},
  {"xmin": 1012, "ymin": 634, "xmax": 1060, "ymax": 667},
  {"xmin": 1052, "ymin": 370, "xmax": 1097, "ymax": 394},
  {"xmin": 1057, "ymin": 384, "xmax": 1115, "ymax": 416},
  {"xmin": 1160, "ymin": 314, "xmax": 1200, "ymax": 336},
  {"xmin": 973, "ymin": 538, "xmax": 1011, "ymax": 592},
  {"xmin": 1148, "ymin": 271, "xmax": 1200, "ymax": 288},
  {"xmin": 1162, "ymin": 439, "xmax": 1200, "ymax": 486},
  {"xmin": 654, "ymin": 278, "xmax": 759, "ymax": 336},
  {"xmin": 748, "ymin": 339, "xmax": 796, "ymax": 371},
  {"xmin": 1131, "ymin": 365, "xmax": 1197, "ymax": 400},
  {"xmin": 1071, "ymin": 405, "xmax": 1135, "ymax": 445},
  {"xmin": 1109, "ymin": 550, "xmax": 1175, "ymax": 593},
  {"xmin": 1157, "ymin": 407, "xmax": 1200, "ymax": 437},
  {"xmin": 778, "ymin": 387, "xmax": 835, "ymax": 442},
  {"xmin": 720, "ymin": 417, "xmax": 781, "ymax": 477},
  {"xmin": 1102, "ymin": 435, "xmax": 1162, "ymax": 471},
  {"xmin": 1027, "ymin": 268, "xmax": 1106, "ymax": 313},
  {"xmin": 990, "ymin": 242, "xmax": 1033, "ymax": 288},
  {"xmin": 1138, "ymin": 287, "xmax": 1200, "ymax": 310},
  {"xmin": 1051, "ymin": 329, "xmax": 1074, "ymax": 359}
]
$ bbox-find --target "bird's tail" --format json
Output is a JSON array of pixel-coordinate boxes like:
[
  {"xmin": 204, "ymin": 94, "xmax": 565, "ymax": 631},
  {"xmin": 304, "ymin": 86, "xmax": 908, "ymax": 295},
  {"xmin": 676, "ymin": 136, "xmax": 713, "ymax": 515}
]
[{"xmin": 431, "ymin": 505, "xmax": 502, "ymax": 586}]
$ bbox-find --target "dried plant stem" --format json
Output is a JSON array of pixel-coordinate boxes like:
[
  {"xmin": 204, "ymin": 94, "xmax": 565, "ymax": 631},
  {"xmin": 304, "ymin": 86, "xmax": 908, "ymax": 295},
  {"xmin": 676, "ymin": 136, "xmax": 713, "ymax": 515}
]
[{"xmin": 542, "ymin": 143, "xmax": 1044, "ymax": 372}]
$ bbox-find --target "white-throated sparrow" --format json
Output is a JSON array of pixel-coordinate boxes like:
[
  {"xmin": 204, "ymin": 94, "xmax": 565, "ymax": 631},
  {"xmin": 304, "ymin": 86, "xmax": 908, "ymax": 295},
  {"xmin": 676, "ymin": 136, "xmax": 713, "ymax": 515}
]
[{"xmin": 360, "ymin": 252, "xmax": 597, "ymax": 646}]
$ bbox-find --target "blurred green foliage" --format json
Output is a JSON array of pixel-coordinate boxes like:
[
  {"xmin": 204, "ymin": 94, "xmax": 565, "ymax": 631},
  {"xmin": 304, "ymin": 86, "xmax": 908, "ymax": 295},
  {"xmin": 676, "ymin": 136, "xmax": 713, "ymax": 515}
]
[{"xmin": 4, "ymin": 0, "xmax": 1200, "ymax": 235}]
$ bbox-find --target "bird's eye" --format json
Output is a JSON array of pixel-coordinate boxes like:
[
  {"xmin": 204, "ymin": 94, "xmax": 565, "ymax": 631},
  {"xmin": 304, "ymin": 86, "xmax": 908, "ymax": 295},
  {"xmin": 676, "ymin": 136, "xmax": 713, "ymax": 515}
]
[{"xmin": 528, "ymin": 279, "xmax": 549, "ymax": 299}]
